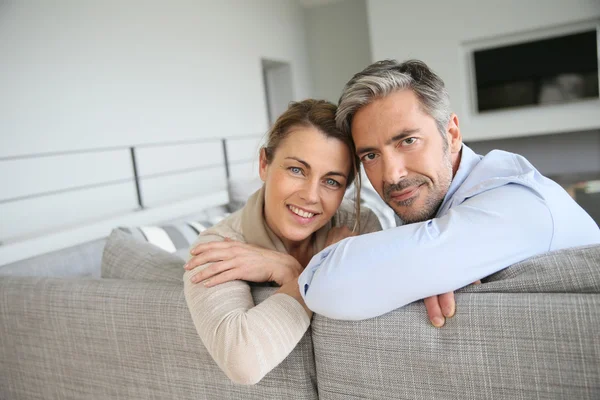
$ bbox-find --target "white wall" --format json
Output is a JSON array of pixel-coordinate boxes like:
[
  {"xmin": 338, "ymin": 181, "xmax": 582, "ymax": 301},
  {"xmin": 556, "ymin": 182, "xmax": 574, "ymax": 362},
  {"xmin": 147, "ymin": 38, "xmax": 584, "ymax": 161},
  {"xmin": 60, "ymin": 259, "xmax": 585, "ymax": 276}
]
[
  {"xmin": 366, "ymin": 0, "xmax": 600, "ymax": 141},
  {"xmin": 0, "ymin": 0, "xmax": 313, "ymax": 158},
  {"xmin": 467, "ymin": 129, "xmax": 600, "ymax": 179},
  {"xmin": 304, "ymin": 0, "xmax": 371, "ymax": 103}
]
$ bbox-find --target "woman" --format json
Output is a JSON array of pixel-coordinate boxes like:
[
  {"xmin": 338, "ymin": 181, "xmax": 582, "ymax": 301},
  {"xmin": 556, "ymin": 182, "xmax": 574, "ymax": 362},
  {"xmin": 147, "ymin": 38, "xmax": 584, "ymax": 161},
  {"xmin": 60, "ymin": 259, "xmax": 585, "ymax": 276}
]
[{"xmin": 183, "ymin": 99, "xmax": 381, "ymax": 385}]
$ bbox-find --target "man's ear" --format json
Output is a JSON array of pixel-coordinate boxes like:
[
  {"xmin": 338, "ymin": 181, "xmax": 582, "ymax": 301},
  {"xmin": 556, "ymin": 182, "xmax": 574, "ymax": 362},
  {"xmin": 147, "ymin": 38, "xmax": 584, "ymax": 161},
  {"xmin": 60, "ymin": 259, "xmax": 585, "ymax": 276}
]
[
  {"xmin": 258, "ymin": 148, "xmax": 269, "ymax": 182},
  {"xmin": 446, "ymin": 113, "xmax": 462, "ymax": 154}
]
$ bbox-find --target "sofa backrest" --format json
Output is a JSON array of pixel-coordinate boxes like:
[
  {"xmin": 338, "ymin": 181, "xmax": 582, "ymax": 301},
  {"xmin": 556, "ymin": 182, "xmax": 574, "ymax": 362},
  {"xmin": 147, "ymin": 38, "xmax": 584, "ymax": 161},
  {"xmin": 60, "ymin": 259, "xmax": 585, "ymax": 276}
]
[
  {"xmin": 311, "ymin": 245, "xmax": 600, "ymax": 399},
  {"xmin": 0, "ymin": 238, "xmax": 105, "ymax": 278},
  {"xmin": 0, "ymin": 277, "xmax": 318, "ymax": 400}
]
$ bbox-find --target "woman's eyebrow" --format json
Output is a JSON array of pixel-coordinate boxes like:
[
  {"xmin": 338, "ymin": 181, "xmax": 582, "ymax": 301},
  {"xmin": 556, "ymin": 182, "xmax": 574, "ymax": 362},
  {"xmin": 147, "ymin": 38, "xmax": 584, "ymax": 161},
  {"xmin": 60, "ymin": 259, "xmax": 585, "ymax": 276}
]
[
  {"xmin": 285, "ymin": 157, "xmax": 347, "ymax": 179},
  {"xmin": 324, "ymin": 171, "xmax": 347, "ymax": 179},
  {"xmin": 285, "ymin": 157, "xmax": 310, "ymax": 169}
]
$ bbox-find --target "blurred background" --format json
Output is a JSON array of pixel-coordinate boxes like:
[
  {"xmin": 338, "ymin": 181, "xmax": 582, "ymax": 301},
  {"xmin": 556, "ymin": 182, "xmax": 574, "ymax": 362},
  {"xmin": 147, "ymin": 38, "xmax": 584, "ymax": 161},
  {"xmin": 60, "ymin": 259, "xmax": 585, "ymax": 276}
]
[{"xmin": 0, "ymin": 0, "xmax": 599, "ymax": 262}]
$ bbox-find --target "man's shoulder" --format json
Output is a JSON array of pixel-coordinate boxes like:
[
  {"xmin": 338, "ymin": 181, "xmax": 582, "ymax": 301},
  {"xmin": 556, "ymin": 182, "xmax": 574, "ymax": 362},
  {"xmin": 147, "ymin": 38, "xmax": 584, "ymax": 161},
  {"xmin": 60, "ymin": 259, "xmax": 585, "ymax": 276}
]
[{"xmin": 456, "ymin": 149, "xmax": 543, "ymax": 199}]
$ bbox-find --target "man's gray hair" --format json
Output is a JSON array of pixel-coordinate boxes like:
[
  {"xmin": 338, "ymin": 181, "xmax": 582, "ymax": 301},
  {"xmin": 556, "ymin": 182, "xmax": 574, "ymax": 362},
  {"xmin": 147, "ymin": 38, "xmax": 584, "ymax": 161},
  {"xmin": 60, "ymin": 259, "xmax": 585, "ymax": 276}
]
[{"xmin": 336, "ymin": 59, "xmax": 451, "ymax": 137}]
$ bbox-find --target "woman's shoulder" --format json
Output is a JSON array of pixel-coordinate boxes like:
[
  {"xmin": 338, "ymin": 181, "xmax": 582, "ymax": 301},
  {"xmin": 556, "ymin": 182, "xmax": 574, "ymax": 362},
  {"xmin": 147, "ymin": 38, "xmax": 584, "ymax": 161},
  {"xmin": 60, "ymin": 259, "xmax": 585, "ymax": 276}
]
[
  {"xmin": 333, "ymin": 199, "xmax": 382, "ymax": 234},
  {"xmin": 194, "ymin": 210, "xmax": 246, "ymax": 245}
]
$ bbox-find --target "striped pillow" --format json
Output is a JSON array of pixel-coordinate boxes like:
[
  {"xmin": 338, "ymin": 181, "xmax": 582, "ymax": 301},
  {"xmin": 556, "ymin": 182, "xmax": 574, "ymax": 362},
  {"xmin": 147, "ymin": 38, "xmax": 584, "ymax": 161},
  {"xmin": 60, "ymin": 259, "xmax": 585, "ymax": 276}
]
[{"xmin": 118, "ymin": 214, "xmax": 229, "ymax": 254}]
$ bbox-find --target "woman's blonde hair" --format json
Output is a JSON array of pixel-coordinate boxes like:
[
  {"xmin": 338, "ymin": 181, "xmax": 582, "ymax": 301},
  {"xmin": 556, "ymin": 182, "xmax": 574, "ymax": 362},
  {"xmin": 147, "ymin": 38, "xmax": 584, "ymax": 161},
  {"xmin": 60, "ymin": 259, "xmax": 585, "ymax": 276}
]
[{"xmin": 262, "ymin": 99, "xmax": 362, "ymax": 231}]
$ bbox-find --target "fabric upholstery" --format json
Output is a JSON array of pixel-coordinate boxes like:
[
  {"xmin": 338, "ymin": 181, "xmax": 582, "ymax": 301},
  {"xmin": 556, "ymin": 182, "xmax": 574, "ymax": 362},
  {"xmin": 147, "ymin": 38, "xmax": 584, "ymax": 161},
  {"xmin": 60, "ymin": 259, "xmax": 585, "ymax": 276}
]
[
  {"xmin": 2, "ymin": 240, "xmax": 599, "ymax": 399},
  {"xmin": 312, "ymin": 244, "xmax": 600, "ymax": 399},
  {"xmin": 0, "ymin": 277, "xmax": 318, "ymax": 400},
  {"xmin": 463, "ymin": 244, "xmax": 600, "ymax": 294},
  {"xmin": 312, "ymin": 293, "xmax": 600, "ymax": 400},
  {"xmin": 101, "ymin": 229, "xmax": 185, "ymax": 282}
]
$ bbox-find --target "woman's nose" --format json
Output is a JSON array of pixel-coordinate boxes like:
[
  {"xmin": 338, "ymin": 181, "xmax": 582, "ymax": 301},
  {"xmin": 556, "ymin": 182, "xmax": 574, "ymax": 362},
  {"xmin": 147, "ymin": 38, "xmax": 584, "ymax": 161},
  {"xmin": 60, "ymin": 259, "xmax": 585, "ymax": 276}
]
[{"xmin": 299, "ymin": 179, "xmax": 320, "ymax": 204}]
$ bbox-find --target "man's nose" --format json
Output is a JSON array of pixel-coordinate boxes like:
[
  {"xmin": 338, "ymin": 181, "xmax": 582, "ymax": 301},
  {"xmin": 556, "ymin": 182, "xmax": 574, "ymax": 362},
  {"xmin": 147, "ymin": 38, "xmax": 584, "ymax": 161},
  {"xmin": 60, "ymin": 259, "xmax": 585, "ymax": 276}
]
[{"xmin": 382, "ymin": 154, "xmax": 408, "ymax": 185}]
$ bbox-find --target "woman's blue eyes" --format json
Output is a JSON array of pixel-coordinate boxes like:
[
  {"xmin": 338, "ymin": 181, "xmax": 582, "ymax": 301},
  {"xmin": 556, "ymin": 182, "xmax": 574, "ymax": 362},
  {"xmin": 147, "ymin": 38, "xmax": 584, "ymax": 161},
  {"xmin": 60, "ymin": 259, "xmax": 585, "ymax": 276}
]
[
  {"xmin": 288, "ymin": 167, "xmax": 341, "ymax": 187},
  {"xmin": 325, "ymin": 178, "xmax": 340, "ymax": 187}
]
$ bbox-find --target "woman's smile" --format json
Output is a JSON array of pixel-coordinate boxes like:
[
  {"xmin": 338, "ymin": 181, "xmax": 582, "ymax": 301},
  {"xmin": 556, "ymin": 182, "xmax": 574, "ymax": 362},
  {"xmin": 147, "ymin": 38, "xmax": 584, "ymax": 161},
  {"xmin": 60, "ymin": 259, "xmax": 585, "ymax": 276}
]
[{"xmin": 286, "ymin": 204, "xmax": 321, "ymax": 225}]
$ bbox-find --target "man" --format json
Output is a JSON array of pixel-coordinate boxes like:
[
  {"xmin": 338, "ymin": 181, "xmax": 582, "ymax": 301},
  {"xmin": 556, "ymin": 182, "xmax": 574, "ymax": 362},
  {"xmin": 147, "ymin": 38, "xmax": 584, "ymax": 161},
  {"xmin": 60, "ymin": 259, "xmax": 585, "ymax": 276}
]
[{"xmin": 298, "ymin": 59, "xmax": 600, "ymax": 326}]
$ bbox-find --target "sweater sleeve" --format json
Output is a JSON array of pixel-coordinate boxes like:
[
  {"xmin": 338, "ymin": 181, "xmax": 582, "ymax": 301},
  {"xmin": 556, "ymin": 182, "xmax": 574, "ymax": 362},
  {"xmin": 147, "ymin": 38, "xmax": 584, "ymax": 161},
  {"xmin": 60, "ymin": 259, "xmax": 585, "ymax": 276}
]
[{"xmin": 183, "ymin": 233, "xmax": 311, "ymax": 385}]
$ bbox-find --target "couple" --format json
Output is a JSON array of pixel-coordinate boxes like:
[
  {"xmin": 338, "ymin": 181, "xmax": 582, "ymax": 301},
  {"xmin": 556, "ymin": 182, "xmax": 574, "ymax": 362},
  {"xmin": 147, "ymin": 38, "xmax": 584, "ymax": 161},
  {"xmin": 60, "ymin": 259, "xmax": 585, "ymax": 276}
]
[{"xmin": 183, "ymin": 59, "xmax": 600, "ymax": 384}]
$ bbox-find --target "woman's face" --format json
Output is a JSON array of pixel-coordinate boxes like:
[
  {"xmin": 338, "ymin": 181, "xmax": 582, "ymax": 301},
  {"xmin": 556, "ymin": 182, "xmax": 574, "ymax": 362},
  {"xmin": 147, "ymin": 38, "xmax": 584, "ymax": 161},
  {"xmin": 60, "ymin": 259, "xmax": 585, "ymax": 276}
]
[{"xmin": 259, "ymin": 127, "xmax": 351, "ymax": 248}]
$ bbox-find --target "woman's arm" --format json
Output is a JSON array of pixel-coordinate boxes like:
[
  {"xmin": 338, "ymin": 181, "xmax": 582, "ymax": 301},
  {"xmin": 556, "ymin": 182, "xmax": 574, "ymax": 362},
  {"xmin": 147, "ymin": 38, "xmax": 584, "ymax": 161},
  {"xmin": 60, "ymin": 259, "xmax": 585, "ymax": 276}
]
[{"xmin": 183, "ymin": 234, "xmax": 311, "ymax": 385}]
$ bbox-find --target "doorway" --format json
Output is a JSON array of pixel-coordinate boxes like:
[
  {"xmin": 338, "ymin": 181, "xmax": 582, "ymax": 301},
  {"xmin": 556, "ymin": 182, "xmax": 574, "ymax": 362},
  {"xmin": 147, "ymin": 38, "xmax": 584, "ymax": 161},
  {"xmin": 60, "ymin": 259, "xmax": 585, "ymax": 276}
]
[{"xmin": 261, "ymin": 59, "xmax": 294, "ymax": 126}]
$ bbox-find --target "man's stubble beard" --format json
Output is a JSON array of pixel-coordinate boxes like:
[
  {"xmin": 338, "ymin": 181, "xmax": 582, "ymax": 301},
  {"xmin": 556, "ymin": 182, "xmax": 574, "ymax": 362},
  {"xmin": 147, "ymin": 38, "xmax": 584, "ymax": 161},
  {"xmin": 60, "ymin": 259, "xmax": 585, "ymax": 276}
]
[{"xmin": 384, "ymin": 149, "xmax": 453, "ymax": 224}]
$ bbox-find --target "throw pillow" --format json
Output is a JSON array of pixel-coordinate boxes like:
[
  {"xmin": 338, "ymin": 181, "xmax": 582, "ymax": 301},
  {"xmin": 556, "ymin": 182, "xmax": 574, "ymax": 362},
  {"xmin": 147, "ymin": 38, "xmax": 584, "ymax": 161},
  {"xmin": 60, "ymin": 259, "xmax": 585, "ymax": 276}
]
[{"xmin": 101, "ymin": 229, "xmax": 185, "ymax": 283}]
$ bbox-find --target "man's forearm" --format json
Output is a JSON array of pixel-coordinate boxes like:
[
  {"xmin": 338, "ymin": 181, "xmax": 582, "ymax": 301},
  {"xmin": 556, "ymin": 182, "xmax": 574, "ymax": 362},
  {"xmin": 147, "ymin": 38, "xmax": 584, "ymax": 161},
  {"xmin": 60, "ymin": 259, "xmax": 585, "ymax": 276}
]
[{"xmin": 299, "ymin": 185, "xmax": 554, "ymax": 320}]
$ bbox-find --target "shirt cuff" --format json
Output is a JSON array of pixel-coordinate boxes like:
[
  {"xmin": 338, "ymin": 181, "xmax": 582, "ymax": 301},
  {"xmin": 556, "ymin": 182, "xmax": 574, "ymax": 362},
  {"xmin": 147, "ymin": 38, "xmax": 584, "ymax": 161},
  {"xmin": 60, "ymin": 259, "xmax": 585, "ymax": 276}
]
[{"xmin": 298, "ymin": 246, "xmax": 333, "ymax": 301}]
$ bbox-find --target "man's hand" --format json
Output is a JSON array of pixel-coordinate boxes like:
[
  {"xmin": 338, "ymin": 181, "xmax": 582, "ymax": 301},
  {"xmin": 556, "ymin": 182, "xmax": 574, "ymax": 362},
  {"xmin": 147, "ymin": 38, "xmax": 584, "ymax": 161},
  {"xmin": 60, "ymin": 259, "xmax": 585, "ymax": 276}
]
[
  {"xmin": 185, "ymin": 238, "xmax": 303, "ymax": 287},
  {"xmin": 424, "ymin": 280, "xmax": 481, "ymax": 328}
]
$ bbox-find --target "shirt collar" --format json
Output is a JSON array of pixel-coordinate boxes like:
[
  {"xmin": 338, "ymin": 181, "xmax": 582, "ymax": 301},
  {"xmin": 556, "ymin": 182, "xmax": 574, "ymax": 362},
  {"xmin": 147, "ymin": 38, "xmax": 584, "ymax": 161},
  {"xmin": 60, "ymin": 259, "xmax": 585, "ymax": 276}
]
[{"xmin": 439, "ymin": 144, "xmax": 481, "ymax": 212}]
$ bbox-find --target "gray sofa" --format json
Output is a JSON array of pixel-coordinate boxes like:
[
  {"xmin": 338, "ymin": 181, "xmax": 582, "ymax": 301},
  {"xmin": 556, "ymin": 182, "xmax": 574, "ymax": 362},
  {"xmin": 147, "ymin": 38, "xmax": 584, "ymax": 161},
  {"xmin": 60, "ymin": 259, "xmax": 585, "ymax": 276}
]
[{"xmin": 1, "ymin": 231, "xmax": 599, "ymax": 399}]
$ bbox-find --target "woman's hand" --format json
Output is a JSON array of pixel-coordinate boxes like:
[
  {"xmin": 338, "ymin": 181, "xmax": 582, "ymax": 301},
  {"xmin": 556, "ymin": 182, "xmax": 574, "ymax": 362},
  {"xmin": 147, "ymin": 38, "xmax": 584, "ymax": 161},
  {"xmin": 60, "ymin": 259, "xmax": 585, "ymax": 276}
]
[
  {"xmin": 276, "ymin": 279, "xmax": 313, "ymax": 318},
  {"xmin": 324, "ymin": 226, "xmax": 357, "ymax": 247},
  {"xmin": 185, "ymin": 239, "xmax": 303, "ymax": 287}
]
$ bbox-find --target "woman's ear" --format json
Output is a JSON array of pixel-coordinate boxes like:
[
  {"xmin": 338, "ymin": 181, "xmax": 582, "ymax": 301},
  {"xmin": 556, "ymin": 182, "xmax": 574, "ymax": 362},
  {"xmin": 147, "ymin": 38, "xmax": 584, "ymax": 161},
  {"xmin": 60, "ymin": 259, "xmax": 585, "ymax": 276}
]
[{"xmin": 258, "ymin": 148, "xmax": 268, "ymax": 182}]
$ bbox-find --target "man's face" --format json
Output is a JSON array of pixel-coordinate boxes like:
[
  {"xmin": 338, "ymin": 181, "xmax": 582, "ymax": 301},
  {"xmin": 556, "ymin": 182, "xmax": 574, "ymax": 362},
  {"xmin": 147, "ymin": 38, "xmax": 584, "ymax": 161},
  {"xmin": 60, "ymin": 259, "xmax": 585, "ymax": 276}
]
[{"xmin": 352, "ymin": 89, "xmax": 462, "ymax": 224}]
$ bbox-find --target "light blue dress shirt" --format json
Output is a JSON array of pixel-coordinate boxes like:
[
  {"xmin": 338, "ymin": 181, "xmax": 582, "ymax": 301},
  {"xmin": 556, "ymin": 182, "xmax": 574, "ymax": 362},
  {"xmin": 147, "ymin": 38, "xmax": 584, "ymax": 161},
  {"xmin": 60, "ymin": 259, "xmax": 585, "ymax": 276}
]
[{"xmin": 298, "ymin": 145, "xmax": 600, "ymax": 320}]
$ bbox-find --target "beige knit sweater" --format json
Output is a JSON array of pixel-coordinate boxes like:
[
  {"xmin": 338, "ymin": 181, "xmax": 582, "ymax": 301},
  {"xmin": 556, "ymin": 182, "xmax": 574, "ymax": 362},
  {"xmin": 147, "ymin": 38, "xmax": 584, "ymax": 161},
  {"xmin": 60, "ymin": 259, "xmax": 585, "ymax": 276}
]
[{"xmin": 183, "ymin": 187, "xmax": 381, "ymax": 384}]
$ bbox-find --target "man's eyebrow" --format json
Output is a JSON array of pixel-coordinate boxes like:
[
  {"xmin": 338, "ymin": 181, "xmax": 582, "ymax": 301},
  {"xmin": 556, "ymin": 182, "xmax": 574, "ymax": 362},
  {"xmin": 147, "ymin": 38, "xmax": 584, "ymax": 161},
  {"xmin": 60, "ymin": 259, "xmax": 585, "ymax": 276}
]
[
  {"xmin": 356, "ymin": 129, "xmax": 420, "ymax": 155},
  {"xmin": 285, "ymin": 157, "xmax": 347, "ymax": 179},
  {"xmin": 385, "ymin": 129, "xmax": 420, "ymax": 146}
]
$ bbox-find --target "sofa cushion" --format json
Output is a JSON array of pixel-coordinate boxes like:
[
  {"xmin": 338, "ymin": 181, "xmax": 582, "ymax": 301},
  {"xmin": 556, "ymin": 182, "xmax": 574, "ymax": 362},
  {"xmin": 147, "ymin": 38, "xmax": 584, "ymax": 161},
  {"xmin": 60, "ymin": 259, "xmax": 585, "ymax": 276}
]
[{"xmin": 101, "ymin": 229, "xmax": 184, "ymax": 283}]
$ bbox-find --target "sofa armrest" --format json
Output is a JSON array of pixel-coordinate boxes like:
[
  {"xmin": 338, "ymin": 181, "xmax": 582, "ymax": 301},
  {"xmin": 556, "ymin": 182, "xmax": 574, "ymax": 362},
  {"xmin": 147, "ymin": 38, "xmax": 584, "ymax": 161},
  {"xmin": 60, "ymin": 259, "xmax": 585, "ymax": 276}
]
[{"xmin": 0, "ymin": 277, "xmax": 317, "ymax": 400}]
